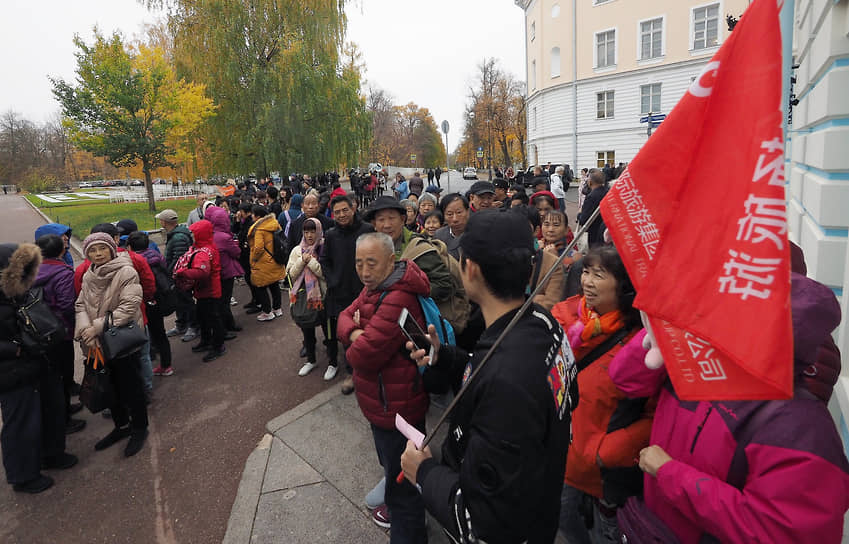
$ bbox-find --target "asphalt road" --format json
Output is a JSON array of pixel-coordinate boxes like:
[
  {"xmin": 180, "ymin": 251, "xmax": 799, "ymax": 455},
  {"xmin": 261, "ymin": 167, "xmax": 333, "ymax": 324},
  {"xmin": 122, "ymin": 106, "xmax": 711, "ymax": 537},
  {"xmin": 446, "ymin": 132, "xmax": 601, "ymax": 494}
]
[{"xmin": 1, "ymin": 195, "xmax": 340, "ymax": 543}]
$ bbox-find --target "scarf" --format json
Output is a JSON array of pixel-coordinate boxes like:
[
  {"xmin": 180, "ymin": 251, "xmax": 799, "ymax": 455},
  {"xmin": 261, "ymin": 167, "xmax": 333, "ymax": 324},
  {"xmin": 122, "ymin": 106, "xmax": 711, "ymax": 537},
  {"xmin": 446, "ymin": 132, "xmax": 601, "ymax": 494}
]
[
  {"xmin": 290, "ymin": 217, "xmax": 324, "ymax": 310},
  {"xmin": 567, "ymin": 296, "xmax": 625, "ymax": 361}
]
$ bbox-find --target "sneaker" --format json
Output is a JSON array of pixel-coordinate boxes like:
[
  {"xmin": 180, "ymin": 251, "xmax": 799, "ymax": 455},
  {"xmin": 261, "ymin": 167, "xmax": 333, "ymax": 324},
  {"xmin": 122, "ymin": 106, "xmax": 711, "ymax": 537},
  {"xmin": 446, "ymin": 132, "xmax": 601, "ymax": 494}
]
[
  {"xmin": 153, "ymin": 366, "xmax": 174, "ymax": 376},
  {"xmin": 256, "ymin": 312, "xmax": 276, "ymax": 322},
  {"xmin": 42, "ymin": 452, "xmax": 78, "ymax": 470},
  {"xmin": 365, "ymin": 477, "xmax": 386, "ymax": 510},
  {"xmin": 230, "ymin": 297, "xmax": 238, "ymax": 306},
  {"xmin": 298, "ymin": 362, "xmax": 317, "ymax": 376},
  {"xmin": 223, "ymin": 331, "xmax": 237, "ymax": 341},
  {"xmin": 124, "ymin": 429, "xmax": 148, "ymax": 457},
  {"xmin": 323, "ymin": 365, "xmax": 338, "ymax": 381},
  {"xmin": 372, "ymin": 504, "xmax": 391, "ymax": 529},
  {"xmin": 203, "ymin": 346, "xmax": 226, "ymax": 362},
  {"xmin": 341, "ymin": 377, "xmax": 355, "ymax": 395},
  {"xmin": 228, "ymin": 325, "xmax": 243, "ymax": 332},
  {"xmin": 191, "ymin": 342, "xmax": 212, "ymax": 353},
  {"xmin": 13, "ymin": 474, "xmax": 54, "ymax": 494},
  {"xmin": 181, "ymin": 327, "xmax": 199, "ymax": 342},
  {"xmin": 65, "ymin": 418, "xmax": 86, "ymax": 435},
  {"xmin": 95, "ymin": 426, "xmax": 132, "ymax": 451},
  {"xmin": 166, "ymin": 326, "xmax": 186, "ymax": 338},
  {"xmin": 245, "ymin": 306, "xmax": 262, "ymax": 315},
  {"xmin": 243, "ymin": 301, "xmax": 257, "ymax": 309},
  {"xmin": 273, "ymin": 308, "xmax": 284, "ymax": 318}
]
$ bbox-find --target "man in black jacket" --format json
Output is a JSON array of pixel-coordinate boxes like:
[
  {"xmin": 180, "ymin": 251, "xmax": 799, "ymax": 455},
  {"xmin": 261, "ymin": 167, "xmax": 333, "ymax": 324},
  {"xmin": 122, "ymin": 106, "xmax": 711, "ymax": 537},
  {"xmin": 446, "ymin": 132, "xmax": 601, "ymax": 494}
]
[
  {"xmin": 578, "ymin": 169, "xmax": 609, "ymax": 248},
  {"xmin": 158, "ymin": 209, "xmax": 198, "ymax": 339},
  {"xmin": 401, "ymin": 210, "xmax": 577, "ymax": 544},
  {"xmin": 319, "ymin": 194, "xmax": 374, "ymax": 392}
]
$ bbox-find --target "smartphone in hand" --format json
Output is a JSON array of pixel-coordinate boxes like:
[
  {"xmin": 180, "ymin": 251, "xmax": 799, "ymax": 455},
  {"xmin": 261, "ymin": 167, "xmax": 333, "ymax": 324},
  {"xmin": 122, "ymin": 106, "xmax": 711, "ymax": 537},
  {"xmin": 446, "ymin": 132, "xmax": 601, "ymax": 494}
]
[{"xmin": 398, "ymin": 308, "xmax": 435, "ymax": 361}]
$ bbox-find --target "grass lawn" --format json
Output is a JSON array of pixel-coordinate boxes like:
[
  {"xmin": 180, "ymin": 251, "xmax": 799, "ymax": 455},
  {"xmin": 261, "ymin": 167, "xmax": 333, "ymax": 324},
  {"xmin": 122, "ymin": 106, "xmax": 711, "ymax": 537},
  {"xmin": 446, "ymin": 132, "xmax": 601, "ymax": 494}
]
[{"xmin": 28, "ymin": 195, "xmax": 198, "ymax": 235}]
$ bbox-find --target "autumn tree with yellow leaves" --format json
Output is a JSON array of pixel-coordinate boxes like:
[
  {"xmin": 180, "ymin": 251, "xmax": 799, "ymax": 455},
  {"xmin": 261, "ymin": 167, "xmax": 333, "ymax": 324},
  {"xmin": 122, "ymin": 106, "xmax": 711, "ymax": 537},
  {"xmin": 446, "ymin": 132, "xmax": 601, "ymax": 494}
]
[{"xmin": 51, "ymin": 30, "xmax": 215, "ymax": 211}]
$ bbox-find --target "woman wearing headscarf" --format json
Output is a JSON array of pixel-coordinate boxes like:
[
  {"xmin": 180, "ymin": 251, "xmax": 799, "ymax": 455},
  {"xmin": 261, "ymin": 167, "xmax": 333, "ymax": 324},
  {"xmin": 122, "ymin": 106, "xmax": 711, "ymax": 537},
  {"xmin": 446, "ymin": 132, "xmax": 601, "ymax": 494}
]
[
  {"xmin": 75, "ymin": 233, "xmax": 148, "ymax": 458},
  {"xmin": 286, "ymin": 217, "xmax": 334, "ymax": 379}
]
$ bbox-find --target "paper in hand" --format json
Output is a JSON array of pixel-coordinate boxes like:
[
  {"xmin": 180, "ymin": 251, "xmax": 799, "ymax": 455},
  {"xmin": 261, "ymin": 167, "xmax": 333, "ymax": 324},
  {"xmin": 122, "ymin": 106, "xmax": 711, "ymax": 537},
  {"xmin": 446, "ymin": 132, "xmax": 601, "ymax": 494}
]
[{"xmin": 395, "ymin": 413, "xmax": 424, "ymax": 449}]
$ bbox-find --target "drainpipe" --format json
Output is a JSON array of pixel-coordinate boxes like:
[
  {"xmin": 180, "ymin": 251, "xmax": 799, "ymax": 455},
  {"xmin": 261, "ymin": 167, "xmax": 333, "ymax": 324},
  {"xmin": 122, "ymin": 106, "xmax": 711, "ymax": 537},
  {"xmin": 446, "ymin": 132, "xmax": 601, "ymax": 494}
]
[{"xmin": 572, "ymin": 0, "xmax": 578, "ymax": 170}]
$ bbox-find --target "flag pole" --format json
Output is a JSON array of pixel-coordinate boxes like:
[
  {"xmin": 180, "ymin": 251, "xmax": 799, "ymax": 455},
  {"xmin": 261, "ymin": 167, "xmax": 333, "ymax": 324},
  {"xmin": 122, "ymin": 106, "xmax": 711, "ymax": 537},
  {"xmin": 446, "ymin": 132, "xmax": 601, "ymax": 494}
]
[{"xmin": 417, "ymin": 205, "xmax": 603, "ymax": 451}]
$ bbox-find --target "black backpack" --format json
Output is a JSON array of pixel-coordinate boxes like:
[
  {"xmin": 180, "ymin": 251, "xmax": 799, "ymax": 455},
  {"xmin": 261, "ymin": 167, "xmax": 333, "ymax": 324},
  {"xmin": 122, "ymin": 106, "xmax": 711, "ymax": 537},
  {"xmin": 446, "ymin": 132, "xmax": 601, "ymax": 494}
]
[
  {"xmin": 15, "ymin": 286, "xmax": 66, "ymax": 353},
  {"xmin": 266, "ymin": 229, "xmax": 290, "ymax": 265},
  {"xmin": 151, "ymin": 262, "xmax": 178, "ymax": 316}
]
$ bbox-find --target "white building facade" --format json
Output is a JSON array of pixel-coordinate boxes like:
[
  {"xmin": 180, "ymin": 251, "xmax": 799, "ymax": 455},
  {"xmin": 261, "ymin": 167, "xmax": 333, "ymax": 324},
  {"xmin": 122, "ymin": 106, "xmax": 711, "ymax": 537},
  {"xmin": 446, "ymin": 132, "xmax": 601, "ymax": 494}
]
[
  {"xmin": 516, "ymin": 0, "xmax": 751, "ymax": 169},
  {"xmin": 788, "ymin": 0, "xmax": 849, "ymax": 463}
]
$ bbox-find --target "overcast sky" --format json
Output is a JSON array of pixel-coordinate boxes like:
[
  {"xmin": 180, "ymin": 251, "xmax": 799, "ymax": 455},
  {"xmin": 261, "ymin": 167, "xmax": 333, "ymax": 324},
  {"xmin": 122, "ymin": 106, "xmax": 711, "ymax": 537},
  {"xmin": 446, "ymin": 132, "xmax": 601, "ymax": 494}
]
[{"xmin": 0, "ymin": 0, "xmax": 525, "ymax": 153}]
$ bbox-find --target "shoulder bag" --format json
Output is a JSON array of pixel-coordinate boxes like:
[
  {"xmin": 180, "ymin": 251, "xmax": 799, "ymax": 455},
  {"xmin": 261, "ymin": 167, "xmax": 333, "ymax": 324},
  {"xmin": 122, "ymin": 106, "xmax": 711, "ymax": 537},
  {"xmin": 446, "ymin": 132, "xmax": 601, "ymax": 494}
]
[{"xmin": 100, "ymin": 311, "xmax": 147, "ymax": 361}]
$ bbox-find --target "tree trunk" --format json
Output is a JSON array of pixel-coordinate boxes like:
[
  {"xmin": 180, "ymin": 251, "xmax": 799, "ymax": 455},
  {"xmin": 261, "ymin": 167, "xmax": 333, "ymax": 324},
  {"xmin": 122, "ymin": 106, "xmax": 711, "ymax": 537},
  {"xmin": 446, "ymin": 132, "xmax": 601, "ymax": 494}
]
[{"xmin": 143, "ymin": 161, "xmax": 156, "ymax": 212}]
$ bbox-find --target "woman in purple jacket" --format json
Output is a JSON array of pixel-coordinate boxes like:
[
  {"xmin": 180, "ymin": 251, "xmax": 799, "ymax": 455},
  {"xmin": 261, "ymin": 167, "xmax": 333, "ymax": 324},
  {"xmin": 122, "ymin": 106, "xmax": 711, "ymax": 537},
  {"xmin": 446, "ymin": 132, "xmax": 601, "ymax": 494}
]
[
  {"xmin": 205, "ymin": 206, "xmax": 245, "ymax": 333},
  {"xmin": 34, "ymin": 234, "xmax": 85, "ymax": 434},
  {"xmin": 609, "ymin": 272, "xmax": 849, "ymax": 544}
]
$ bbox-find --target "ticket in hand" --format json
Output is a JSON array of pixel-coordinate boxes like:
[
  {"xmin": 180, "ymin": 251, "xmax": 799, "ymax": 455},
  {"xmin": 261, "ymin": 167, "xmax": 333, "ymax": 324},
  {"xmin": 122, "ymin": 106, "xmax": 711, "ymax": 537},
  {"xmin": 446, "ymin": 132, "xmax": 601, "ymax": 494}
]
[{"xmin": 395, "ymin": 413, "xmax": 425, "ymax": 449}]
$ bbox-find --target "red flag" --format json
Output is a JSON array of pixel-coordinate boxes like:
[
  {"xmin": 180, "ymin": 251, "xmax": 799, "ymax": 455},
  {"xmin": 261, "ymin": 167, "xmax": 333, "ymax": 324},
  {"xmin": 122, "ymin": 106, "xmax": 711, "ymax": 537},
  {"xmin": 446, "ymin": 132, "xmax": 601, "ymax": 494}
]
[{"xmin": 600, "ymin": 0, "xmax": 792, "ymax": 400}]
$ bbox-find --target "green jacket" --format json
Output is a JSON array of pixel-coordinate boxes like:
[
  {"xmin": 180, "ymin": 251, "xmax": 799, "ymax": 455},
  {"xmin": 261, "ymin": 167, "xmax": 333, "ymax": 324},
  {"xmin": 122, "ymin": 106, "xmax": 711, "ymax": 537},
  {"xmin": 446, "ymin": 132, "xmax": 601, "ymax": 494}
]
[
  {"xmin": 165, "ymin": 224, "xmax": 193, "ymax": 274},
  {"xmin": 397, "ymin": 229, "xmax": 453, "ymax": 302}
]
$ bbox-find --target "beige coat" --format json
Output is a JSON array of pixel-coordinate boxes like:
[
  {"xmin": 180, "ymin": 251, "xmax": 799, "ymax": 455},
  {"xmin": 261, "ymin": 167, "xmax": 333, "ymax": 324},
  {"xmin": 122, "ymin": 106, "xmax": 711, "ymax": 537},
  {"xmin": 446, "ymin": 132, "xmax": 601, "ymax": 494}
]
[
  {"xmin": 532, "ymin": 248, "xmax": 566, "ymax": 312},
  {"xmin": 75, "ymin": 252, "xmax": 143, "ymax": 343},
  {"xmin": 286, "ymin": 245, "xmax": 326, "ymax": 297}
]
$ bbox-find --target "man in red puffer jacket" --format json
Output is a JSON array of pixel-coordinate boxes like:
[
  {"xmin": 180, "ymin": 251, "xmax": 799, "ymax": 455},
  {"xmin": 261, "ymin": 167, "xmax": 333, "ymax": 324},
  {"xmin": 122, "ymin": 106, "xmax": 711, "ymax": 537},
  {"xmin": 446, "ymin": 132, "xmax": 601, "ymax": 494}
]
[
  {"xmin": 338, "ymin": 231, "xmax": 429, "ymax": 543},
  {"xmin": 175, "ymin": 220, "xmax": 226, "ymax": 362}
]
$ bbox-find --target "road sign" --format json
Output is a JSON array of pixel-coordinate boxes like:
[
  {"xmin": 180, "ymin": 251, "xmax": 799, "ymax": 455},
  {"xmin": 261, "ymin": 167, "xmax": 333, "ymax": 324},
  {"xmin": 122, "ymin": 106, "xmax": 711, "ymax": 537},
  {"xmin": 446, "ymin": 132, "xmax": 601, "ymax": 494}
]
[
  {"xmin": 441, "ymin": 120, "xmax": 449, "ymax": 134},
  {"xmin": 640, "ymin": 113, "xmax": 667, "ymax": 123},
  {"xmin": 477, "ymin": 147, "xmax": 483, "ymax": 152},
  {"xmin": 476, "ymin": 151, "xmax": 484, "ymax": 158},
  {"xmin": 410, "ymin": 154, "xmax": 417, "ymax": 161}
]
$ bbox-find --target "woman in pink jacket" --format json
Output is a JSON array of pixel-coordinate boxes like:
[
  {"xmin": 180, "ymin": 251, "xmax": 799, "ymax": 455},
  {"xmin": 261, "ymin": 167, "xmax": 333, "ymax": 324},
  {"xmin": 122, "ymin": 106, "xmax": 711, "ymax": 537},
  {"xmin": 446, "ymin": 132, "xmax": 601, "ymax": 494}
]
[{"xmin": 609, "ymin": 272, "xmax": 849, "ymax": 544}]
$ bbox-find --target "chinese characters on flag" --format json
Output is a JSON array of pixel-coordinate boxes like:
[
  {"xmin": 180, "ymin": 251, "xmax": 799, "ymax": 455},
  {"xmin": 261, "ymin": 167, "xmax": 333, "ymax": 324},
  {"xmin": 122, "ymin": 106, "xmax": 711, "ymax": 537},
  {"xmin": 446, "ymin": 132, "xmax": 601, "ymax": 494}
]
[{"xmin": 600, "ymin": 0, "xmax": 792, "ymax": 400}]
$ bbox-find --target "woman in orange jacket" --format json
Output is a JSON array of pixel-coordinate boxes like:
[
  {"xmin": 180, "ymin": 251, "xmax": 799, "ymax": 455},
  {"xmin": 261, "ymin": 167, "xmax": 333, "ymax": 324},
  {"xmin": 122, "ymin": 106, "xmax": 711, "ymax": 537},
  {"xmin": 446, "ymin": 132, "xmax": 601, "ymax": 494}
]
[{"xmin": 550, "ymin": 244, "xmax": 655, "ymax": 544}]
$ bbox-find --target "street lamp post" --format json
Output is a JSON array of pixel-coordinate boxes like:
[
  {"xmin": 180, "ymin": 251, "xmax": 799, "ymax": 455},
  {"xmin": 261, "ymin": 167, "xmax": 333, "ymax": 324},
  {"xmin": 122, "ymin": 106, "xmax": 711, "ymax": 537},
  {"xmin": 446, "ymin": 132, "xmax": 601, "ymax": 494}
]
[{"xmin": 486, "ymin": 118, "xmax": 492, "ymax": 181}]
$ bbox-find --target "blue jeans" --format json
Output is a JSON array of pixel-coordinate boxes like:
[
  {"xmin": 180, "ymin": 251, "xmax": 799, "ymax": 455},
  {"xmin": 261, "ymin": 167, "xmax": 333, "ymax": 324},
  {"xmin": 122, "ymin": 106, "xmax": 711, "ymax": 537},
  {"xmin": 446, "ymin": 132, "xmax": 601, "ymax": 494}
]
[
  {"xmin": 138, "ymin": 326, "xmax": 153, "ymax": 392},
  {"xmin": 371, "ymin": 423, "xmax": 428, "ymax": 544}
]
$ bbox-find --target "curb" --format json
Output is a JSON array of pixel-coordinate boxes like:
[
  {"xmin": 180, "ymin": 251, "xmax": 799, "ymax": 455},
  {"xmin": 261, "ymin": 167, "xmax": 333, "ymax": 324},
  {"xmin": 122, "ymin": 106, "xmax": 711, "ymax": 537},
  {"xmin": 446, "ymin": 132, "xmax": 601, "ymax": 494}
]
[
  {"xmin": 222, "ymin": 433, "xmax": 273, "ymax": 544},
  {"xmin": 21, "ymin": 196, "xmax": 86, "ymax": 260},
  {"xmin": 224, "ymin": 386, "xmax": 341, "ymax": 543}
]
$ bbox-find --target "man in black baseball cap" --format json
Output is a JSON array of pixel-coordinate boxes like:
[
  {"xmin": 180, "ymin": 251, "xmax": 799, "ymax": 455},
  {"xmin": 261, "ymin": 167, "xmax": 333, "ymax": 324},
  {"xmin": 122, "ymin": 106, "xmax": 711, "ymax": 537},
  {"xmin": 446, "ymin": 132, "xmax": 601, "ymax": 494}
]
[
  {"xmin": 402, "ymin": 209, "xmax": 576, "ymax": 543},
  {"xmin": 468, "ymin": 181, "xmax": 496, "ymax": 212}
]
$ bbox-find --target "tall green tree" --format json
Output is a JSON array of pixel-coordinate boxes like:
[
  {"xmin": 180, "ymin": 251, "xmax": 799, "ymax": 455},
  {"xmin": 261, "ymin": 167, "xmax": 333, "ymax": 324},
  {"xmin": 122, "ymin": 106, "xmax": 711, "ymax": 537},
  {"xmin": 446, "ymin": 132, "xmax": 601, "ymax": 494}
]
[
  {"xmin": 158, "ymin": 0, "xmax": 371, "ymax": 176},
  {"xmin": 52, "ymin": 30, "xmax": 214, "ymax": 211}
]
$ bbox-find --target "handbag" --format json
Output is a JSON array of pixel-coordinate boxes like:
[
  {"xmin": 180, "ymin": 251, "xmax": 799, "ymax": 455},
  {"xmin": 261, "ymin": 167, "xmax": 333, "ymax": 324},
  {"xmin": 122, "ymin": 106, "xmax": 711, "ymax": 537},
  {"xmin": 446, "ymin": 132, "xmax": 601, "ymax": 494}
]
[
  {"xmin": 79, "ymin": 348, "xmax": 115, "ymax": 414},
  {"xmin": 100, "ymin": 311, "xmax": 147, "ymax": 361},
  {"xmin": 289, "ymin": 287, "xmax": 320, "ymax": 327},
  {"xmin": 617, "ymin": 497, "xmax": 681, "ymax": 544}
]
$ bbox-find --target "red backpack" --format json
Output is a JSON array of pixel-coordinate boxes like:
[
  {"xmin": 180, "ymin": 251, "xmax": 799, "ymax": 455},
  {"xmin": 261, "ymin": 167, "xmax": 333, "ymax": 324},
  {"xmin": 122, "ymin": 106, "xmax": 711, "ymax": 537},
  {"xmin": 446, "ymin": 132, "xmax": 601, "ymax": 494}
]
[{"xmin": 172, "ymin": 247, "xmax": 213, "ymax": 291}]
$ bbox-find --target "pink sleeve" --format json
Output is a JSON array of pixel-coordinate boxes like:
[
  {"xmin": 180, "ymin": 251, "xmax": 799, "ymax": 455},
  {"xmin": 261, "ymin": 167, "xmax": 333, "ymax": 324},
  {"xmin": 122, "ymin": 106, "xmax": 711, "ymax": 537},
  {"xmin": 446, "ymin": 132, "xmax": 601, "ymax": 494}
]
[
  {"xmin": 655, "ymin": 448, "xmax": 849, "ymax": 544},
  {"xmin": 608, "ymin": 329, "xmax": 667, "ymax": 398}
]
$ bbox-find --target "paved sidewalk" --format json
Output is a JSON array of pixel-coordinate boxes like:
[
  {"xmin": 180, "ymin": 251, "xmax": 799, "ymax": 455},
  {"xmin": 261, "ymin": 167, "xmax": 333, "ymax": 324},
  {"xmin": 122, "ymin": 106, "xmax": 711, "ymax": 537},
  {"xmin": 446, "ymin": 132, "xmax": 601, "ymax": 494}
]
[{"xmin": 224, "ymin": 387, "xmax": 452, "ymax": 544}]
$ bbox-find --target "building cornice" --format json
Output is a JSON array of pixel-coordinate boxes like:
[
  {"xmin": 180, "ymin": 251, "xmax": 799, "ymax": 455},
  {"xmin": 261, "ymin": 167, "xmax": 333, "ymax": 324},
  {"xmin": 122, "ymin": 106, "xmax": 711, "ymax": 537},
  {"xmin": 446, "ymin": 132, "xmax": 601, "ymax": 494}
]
[{"xmin": 514, "ymin": 0, "xmax": 532, "ymax": 10}]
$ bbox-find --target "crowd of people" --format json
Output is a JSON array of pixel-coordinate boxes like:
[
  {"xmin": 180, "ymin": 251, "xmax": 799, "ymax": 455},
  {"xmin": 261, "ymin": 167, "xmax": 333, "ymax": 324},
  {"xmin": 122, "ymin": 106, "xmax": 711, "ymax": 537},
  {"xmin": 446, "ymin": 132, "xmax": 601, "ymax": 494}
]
[{"xmin": 1, "ymin": 166, "xmax": 848, "ymax": 544}]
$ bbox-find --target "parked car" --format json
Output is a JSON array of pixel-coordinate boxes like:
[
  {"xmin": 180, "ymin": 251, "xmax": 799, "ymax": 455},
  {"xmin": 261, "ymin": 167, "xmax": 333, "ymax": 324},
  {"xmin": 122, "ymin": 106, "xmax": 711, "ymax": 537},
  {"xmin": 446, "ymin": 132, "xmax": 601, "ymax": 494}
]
[
  {"xmin": 463, "ymin": 167, "xmax": 478, "ymax": 180},
  {"xmin": 79, "ymin": 181, "xmax": 92, "ymax": 188},
  {"xmin": 130, "ymin": 179, "xmax": 143, "ymax": 186}
]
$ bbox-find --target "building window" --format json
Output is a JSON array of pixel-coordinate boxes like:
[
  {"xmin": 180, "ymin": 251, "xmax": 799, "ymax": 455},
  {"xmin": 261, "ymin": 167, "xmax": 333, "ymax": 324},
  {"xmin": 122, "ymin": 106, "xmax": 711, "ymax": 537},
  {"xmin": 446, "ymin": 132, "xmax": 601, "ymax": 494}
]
[
  {"xmin": 531, "ymin": 60, "xmax": 537, "ymax": 90},
  {"xmin": 551, "ymin": 4, "xmax": 560, "ymax": 18},
  {"xmin": 595, "ymin": 30, "xmax": 616, "ymax": 68},
  {"xmin": 597, "ymin": 151, "xmax": 616, "ymax": 167},
  {"xmin": 532, "ymin": 107, "xmax": 537, "ymax": 130},
  {"xmin": 640, "ymin": 84, "xmax": 662, "ymax": 114},
  {"xmin": 530, "ymin": 21, "xmax": 536, "ymax": 42},
  {"xmin": 551, "ymin": 47, "xmax": 561, "ymax": 78},
  {"xmin": 640, "ymin": 18, "xmax": 663, "ymax": 60},
  {"xmin": 693, "ymin": 4, "xmax": 720, "ymax": 50},
  {"xmin": 597, "ymin": 91, "xmax": 614, "ymax": 119}
]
